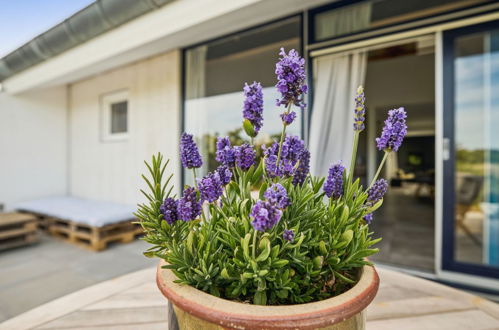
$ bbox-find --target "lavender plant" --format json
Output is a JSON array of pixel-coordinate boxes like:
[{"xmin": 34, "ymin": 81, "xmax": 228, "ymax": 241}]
[{"xmin": 136, "ymin": 48, "xmax": 407, "ymax": 305}]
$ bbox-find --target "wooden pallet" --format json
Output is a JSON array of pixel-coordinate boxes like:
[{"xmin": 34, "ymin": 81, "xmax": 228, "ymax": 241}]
[
  {"xmin": 0, "ymin": 212, "xmax": 38, "ymax": 251},
  {"xmin": 47, "ymin": 218, "xmax": 143, "ymax": 252},
  {"xmin": 17, "ymin": 211, "xmax": 54, "ymax": 231}
]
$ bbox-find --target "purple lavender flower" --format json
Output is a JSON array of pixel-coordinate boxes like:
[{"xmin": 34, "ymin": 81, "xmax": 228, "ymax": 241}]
[
  {"xmin": 324, "ymin": 163, "xmax": 345, "ymax": 199},
  {"xmin": 363, "ymin": 213, "xmax": 373, "ymax": 224},
  {"xmin": 159, "ymin": 197, "xmax": 179, "ymax": 225},
  {"xmin": 216, "ymin": 137, "xmax": 236, "ymax": 168},
  {"xmin": 250, "ymin": 200, "xmax": 282, "ymax": 232},
  {"xmin": 263, "ymin": 135, "xmax": 305, "ymax": 178},
  {"xmin": 376, "ymin": 107, "xmax": 407, "ymax": 152},
  {"xmin": 275, "ymin": 48, "xmax": 307, "ymax": 110},
  {"xmin": 178, "ymin": 186, "xmax": 201, "ymax": 221},
  {"xmin": 234, "ymin": 143, "xmax": 256, "ymax": 171},
  {"xmin": 180, "ymin": 133, "xmax": 203, "ymax": 169},
  {"xmin": 216, "ymin": 165, "xmax": 232, "ymax": 185},
  {"xmin": 197, "ymin": 171, "xmax": 223, "ymax": 203},
  {"xmin": 280, "ymin": 111, "xmax": 297, "ymax": 126},
  {"xmin": 262, "ymin": 143, "xmax": 280, "ymax": 177},
  {"xmin": 354, "ymin": 86, "xmax": 366, "ymax": 131},
  {"xmin": 292, "ymin": 149, "xmax": 310, "ymax": 186},
  {"xmin": 264, "ymin": 183, "xmax": 290, "ymax": 209},
  {"xmin": 242, "ymin": 82, "xmax": 264, "ymax": 135},
  {"xmin": 282, "ymin": 135, "xmax": 305, "ymax": 163},
  {"xmin": 367, "ymin": 179, "xmax": 388, "ymax": 204},
  {"xmin": 283, "ymin": 229, "xmax": 295, "ymax": 242}
]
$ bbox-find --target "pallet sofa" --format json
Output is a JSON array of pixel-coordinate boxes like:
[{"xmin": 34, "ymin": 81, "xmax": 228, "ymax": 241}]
[
  {"xmin": 0, "ymin": 213, "xmax": 38, "ymax": 251},
  {"xmin": 15, "ymin": 197, "xmax": 142, "ymax": 251}
]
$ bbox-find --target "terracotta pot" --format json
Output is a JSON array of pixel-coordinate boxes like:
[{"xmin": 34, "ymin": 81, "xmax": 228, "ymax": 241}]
[{"xmin": 156, "ymin": 260, "xmax": 379, "ymax": 330}]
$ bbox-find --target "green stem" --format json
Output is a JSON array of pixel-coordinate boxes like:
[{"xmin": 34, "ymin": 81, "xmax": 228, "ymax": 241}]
[
  {"xmin": 348, "ymin": 131, "xmax": 360, "ymax": 186},
  {"xmin": 252, "ymin": 229, "xmax": 258, "ymax": 259},
  {"xmin": 276, "ymin": 103, "xmax": 292, "ymax": 166},
  {"xmin": 192, "ymin": 168, "xmax": 199, "ymax": 189},
  {"xmin": 214, "ymin": 203, "xmax": 230, "ymax": 221},
  {"xmin": 192, "ymin": 168, "xmax": 208, "ymax": 222},
  {"xmin": 369, "ymin": 151, "xmax": 389, "ymax": 189}
]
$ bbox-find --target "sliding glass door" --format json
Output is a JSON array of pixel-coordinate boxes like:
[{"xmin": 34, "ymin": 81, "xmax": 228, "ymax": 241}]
[
  {"xmin": 311, "ymin": 36, "xmax": 436, "ymax": 272},
  {"xmin": 443, "ymin": 21, "xmax": 499, "ymax": 277}
]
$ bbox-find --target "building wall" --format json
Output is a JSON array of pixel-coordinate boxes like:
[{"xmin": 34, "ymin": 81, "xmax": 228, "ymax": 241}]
[
  {"xmin": 0, "ymin": 86, "xmax": 68, "ymax": 210},
  {"xmin": 69, "ymin": 51, "xmax": 181, "ymax": 205}
]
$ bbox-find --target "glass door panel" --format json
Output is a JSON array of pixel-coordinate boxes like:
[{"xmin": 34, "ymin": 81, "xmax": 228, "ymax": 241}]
[{"xmin": 443, "ymin": 21, "xmax": 499, "ymax": 277}]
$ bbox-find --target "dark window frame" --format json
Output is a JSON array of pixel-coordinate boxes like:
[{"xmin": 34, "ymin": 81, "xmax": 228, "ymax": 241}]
[
  {"xmin": 442, "ymin": 19, "xmax": 499, "ymax": 279},
  {"xmin": 308, "ymin": 0, "xmax": 498, "ymax": 48}
]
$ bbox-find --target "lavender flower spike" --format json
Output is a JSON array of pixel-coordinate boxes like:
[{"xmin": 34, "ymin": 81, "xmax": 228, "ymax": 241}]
[
  {"xmin": 324, "ymin": 163, "xmax": 345, "ymax": 199},
  {"xmin": 280, "ymin": 111, "xmax": 297, "ymax": 126},
  {"xmin": 197, "ymin": 171, "xmax": 223, "ymax": 203},
  {"xmin": 242, "ymin": 82, "xmax": 264, "ymax": 135},
  {"xmin": 275, "ymin": 48, "xmax": 307, "ymax": 110},
  {"xmin": 283, "ymin": 229, "xmax": 295, "ymax": 242},
  {"xmin": 354, "ymin": 86, "xmax": 366, "ymax": 131},
  {"xmin": 235, "ymin": 143, "xmax": 256, "ymax": 171},
  {"xmin": 180, "ymin": 133, "xmax": 203, "ymax": 169},
  {"xmin": 376, "ymin": 107, "xmax": 407, "ymax": 152},
  {"xmin": 216, "ymin": 165, "xmax": 232, "ymax": 186},
  {"xmin": 251, "ymin": 200, "xmax": 282, "ymax": 232},
  {"xmin": 160, "ymin": 197, "xmax": 179, "ymax": 225},
  {"xmin": 367, "ymin": 179, "xmax": 388, "ymax": 204},
  {"xmin": 292, "ymin": 149, "xmax": 310, "ymax": 186},
  {"xmin": 178, "ymin": 186, "xmax": 202, "ymax": 221},
  {"xmin": 264, "ymin": 183, "xmax": 290, "ymax": 209},
  {"xmin": 363, "ymin": 213, "xmax": 373, "ymax": 224},
  {"xmin": 215, "ymin": 137, "xmax": 236, "ymax": 168},
  {"xmin": 262, "ymin": 135, "xmax": 305, "ymax": 178}
]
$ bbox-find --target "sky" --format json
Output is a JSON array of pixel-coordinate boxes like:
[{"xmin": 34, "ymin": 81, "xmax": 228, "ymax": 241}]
[{"xmin": 0, "ymin": 0, "xmax": 95, "ymax": 57}]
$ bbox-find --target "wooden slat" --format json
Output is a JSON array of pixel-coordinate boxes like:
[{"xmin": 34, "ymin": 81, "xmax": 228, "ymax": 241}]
[
  {"xmin": 0, "ymin": 213, "xmax": 37, "ymax": 227},
  {"xmin": 372, "ymin": 284, "xmax": 428, "ymax": 302},
  {"xmin": 368, "ymin": 309, "xmax": 499, "ymax": 330},
  {"xmin": 123, "ymin": 282, "xmax": 159, "ymax": 294},
  {"xmin": 367, "ymin": 296, "xmax": 474, "ymax": 321},
  {"xmin": 0, "ymin": 223, "xmax": 37, "ymax": 240},
  {"xmin": 0, "ymin": 234, "xmax": 37, "ymax": 251},
  {"xmin": 35, "ymin": 307, "xmax": 167, "ymax": 329},
  {"xmin": 83, "ymin": 292, "xmax": 166, "ymax": 310},
  {"xmin": 57, "ymin": 322, "xmax": 166, "ymax": 330}
]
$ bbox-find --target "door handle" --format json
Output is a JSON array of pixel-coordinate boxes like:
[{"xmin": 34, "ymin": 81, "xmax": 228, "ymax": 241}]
[{"xmin": 443, "ymin": 137, "xmax": 450, "ymax": 161}]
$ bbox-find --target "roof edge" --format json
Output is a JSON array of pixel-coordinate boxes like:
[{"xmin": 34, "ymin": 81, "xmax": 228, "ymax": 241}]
[{"xmin": 0, "ymin": 0, "xmax": 174, "ymax": 82}]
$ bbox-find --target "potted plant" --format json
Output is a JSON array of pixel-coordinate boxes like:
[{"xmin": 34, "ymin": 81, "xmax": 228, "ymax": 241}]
[{"xmin": 136, "ymin": 48, "xmax": 407, "ymax": 330}]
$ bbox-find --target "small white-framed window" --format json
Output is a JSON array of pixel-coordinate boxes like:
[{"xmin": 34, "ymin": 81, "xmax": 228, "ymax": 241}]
[{"xmin": 100, "ymin": 90, "xmax": 129, "ymax": 142}]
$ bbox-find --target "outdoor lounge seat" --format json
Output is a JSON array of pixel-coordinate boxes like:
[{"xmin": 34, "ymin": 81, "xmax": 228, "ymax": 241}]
[
  {"xmin": 14, "ymin": 196, "xmax": 141, "ymax": 251},
  {"xmin": 456, "ymin": 175, "xmax": 484, "ymax": 246}
]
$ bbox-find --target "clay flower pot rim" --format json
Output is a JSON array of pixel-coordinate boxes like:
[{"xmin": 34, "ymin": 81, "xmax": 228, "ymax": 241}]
[{"xmin": 156, "ymin": 260, "xmax": 379, "ymax": 329}]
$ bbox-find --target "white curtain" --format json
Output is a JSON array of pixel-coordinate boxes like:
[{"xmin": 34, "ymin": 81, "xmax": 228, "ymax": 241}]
[
  {"xmin": 309, "ymin": 51, "xmax": 367, "ymax": 176},
  {"xmin": 315, "ymin": 2, "xmax": 372, "ymax": 41},
  {"xmin": 184, "ymin": 46, "xmax": 208, "ymax": 178}
]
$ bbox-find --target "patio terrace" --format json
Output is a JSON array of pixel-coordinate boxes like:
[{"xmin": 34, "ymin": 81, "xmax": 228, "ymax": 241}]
[{"xmin": 1, "ymin": 264, "xmax": 498, "ymax": 330}]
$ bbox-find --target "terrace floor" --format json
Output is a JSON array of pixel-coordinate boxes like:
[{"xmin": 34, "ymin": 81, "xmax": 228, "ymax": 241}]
[
  {"xmin": 0, "ymin": 232, "xmax": 155, "ymax": 323},
  {"xmin": 1, "ymin": 266, "xmax": 498, "ymax": 330}
]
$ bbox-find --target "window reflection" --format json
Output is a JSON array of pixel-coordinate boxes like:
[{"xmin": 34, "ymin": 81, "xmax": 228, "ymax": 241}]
[
  {"xmin": 454, "ymin": 30, "xmax": 499, "ymax": 267},
  {"xmin": 183, "ymin": 17, "xmax": 302, "ymax": 184}
]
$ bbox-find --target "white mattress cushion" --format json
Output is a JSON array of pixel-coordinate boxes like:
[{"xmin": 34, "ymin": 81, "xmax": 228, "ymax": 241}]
[{"xmin": 15, "ymin": 196, "xmax": 136, "ymax": 227}]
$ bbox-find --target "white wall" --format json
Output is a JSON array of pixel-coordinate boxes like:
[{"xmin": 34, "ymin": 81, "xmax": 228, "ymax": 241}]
[
  {"xmin": 0, "ymin": 87, "xmax": 67, "ymax": 210},
  {"xmin": 69, "ymin": 51, "xmax": 181, "ymax": 205}
]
